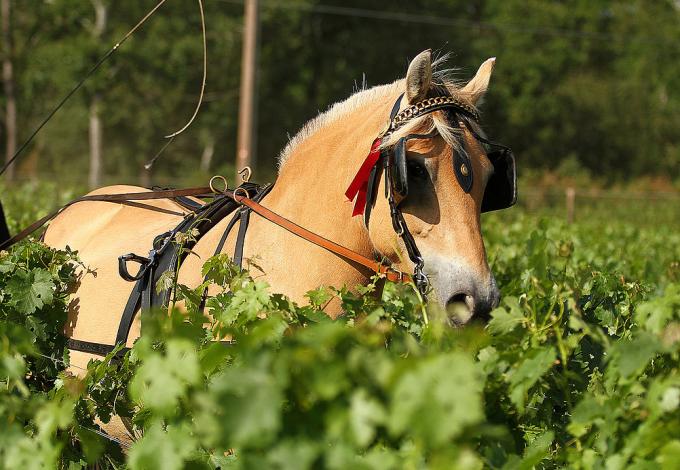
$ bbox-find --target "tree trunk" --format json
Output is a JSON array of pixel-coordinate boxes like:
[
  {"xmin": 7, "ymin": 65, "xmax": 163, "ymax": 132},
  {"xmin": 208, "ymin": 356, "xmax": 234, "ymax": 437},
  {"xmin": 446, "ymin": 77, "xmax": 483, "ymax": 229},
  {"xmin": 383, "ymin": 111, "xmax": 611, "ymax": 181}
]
[
  {"xmin": 88, "ymin": 94, "xmax": 102, "ymax": 188},
  {"xmin": 2, "ymin": 0, "xmax": 17, "ymax": 181},
  {"xmin": 88, "ymin": 0, "xmax": 106, "ymax": 189},
  {"xmin": 200, "ymin": 137, "xmax": 214, "ymax": 172}
]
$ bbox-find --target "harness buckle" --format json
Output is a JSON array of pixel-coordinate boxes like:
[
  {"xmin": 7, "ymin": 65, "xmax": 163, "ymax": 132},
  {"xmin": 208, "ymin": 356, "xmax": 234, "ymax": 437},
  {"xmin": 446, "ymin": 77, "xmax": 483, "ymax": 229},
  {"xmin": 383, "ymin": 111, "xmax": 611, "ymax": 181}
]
[{"xmin": 118, "ymin": 253, "xmax": 153, "ymax": 282}]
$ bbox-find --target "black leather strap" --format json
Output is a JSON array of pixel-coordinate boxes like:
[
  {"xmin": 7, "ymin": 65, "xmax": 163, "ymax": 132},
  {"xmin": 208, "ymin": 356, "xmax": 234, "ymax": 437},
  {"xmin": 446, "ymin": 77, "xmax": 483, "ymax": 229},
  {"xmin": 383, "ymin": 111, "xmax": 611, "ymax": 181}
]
[
  {"xmin": 114, "ymin": 276, "xmax": 146, "ymax": 346},
  {"xmin": 198, "ymin": 183, "xmax": 274, "ymax": 312},
  {"xmin": 389, "ymin": 93, "xmax": 404, "ymax": 120},
  {"xmin": 233, "ymin": 183, "xmax": 274, "ymax": 268},
  {"xmin": 233, "ymin": 208, "xmax": 250, "ymax": 267},
  {"xmin": 67, "ymin": 338, "xmax": 129, "ymax": 358},
  {"xmin": 363, "ymin": 160, "xmax": 382, "ymax": 227},
  {"xmin": 69, "ymin": 189, "xmax": 253, "ymax": 358},
  {"xmin": 0, "ymin": 201, "xmax": 9, "ymax": 247},
  {"xmin": 118, "ymin": 253, "xmax": 152, "ymax": 282}
]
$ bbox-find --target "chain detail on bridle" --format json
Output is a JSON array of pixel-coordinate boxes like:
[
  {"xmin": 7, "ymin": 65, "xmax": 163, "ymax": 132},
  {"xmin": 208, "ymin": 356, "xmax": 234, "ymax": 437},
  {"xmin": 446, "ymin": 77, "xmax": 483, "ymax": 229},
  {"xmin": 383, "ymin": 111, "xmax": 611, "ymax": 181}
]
[{"xmin": 389, "ymin": 96, "xmax": 480, "ymax": 132}]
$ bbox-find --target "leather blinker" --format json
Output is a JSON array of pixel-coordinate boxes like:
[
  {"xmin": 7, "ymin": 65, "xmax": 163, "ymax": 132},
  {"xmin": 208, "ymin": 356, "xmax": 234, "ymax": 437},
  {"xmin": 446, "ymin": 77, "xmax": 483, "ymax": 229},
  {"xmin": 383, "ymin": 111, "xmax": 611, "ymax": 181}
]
[
  {"xmin": 453, "ymin": 149, "xmax": 473, "ymax": 193},
  {"xmin": 392, "ymin": 137, "xmax": 409, "ymax": 198}
]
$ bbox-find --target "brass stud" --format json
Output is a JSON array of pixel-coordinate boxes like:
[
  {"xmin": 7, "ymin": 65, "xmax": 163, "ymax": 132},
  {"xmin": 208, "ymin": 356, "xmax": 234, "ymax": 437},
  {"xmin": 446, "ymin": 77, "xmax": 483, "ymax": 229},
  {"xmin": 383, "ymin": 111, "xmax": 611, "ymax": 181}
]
[{"xmin": 460, "ymin": 163, "xmax": 469, "ymax": 177}]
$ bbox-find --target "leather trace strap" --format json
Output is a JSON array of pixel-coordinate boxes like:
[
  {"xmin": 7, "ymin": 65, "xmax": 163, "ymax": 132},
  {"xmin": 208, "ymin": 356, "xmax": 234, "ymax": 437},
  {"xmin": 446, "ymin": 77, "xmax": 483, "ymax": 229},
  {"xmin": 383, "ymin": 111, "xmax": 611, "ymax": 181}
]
[
  {"xmin": 0, "ymin": 186, "xmax": 213, "ymax": 251},
  {"xmin": 229, "ymin": 191, "xmax": 411, "ymax": 284}
]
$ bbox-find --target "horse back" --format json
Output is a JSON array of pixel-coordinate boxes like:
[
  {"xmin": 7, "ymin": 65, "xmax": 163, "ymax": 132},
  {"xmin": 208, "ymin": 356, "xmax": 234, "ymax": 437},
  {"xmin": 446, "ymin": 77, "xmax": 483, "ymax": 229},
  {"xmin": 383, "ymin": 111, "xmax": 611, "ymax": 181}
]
[{"xmin": 43, "ymin": 185, "xmax": 193, "ymax": 364}]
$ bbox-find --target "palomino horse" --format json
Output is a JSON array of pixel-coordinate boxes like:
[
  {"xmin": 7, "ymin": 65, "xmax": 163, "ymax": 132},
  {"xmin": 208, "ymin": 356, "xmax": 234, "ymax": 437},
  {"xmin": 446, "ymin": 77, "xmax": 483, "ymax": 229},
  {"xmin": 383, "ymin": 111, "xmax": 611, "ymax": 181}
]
[{"xmin": 44, "ymin": 49, "xmax": 509, "ymax": 378}]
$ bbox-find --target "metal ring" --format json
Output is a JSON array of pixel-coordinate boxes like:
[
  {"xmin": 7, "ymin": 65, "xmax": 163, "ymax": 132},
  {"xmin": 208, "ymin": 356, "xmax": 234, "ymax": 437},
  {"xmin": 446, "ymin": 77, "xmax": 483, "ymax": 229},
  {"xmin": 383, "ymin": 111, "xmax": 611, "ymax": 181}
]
[
  {"xmin": 209, "ymin": 175, "xmax": 228, "ymax": 194},
  {"xmin": 238, "ymin": 166, "xmax": 252, "ymax": 183},
  {"xmin": 233, "ymin": 187, "xmax": 249, "ymax": 202}
]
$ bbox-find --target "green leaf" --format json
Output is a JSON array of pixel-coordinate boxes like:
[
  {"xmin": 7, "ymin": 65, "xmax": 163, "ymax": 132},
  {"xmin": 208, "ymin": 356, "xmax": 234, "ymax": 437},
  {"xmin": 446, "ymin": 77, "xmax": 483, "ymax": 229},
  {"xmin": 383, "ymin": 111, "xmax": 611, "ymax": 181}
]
[
  {"xmin": 305, "ymin": 286, "xmax": 333, "ymax": 308},
  {"xmin": 610, "ymin": 333, "xmax": 661, "ymax": 380},
  {"xmin": 508, "ymin": 347, "xmax": 556, "ymax": 412},
  {"xmin": 5, "ymin": 268, "xmax": 55, "ymax": 314},
  {"xmin": 488, "ymin": 297, "xmax": 525, "ymax": 335},
  {"xmin": 128, "ymin": 423, "xmax": 197, "ymax": 470},
  {"xmin": 267, "ymin": 439, "xmax": 319, "ymax": 470},
  {"xmin": 350, "ymin": 388, "xmax": 386, "ymax": 448},
  {"xmin": 515, "ymin": 431, "xmax": 554, "ymax": 470},
  {"xmin": 129, "ymin": 339, "xmax": 201, "ymax": 416},
  {"xmin": 195, "ymin": 354, "xmax": 282, "ymax": 448},
  {"xmin": 657, "ymin": 441, "xmax": 680, "ymax": 469},
  {"xmin": 388, "ymin": 353, "xmax": 483, "ymax": 446},
  {"xmin": 568, "ymin": 396, "xmax": 606, "ymax": 438}
]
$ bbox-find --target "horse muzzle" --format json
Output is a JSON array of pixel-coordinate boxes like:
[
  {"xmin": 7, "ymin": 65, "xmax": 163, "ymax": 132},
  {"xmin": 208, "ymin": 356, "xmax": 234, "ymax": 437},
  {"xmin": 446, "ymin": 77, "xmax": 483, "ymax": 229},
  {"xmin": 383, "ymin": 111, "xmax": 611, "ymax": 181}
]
[{"xmin": 424, "ymin": 254, "xmax": 501, "ymax": 325}]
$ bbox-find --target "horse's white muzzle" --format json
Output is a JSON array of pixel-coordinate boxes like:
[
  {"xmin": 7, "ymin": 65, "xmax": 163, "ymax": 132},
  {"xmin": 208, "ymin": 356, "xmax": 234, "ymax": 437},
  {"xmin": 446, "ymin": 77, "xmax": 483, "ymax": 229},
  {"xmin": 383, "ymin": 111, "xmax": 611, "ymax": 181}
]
[{"xmin": 424, "ymin": 254, "xmax": 500, "ymax": 325}]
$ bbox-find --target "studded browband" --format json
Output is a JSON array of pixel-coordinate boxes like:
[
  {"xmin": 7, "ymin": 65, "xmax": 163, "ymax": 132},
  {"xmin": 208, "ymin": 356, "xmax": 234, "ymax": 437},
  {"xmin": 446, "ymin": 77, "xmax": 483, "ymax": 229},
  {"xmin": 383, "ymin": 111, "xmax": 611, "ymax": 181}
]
[{"xmin": 386, "ymin": 95, "xmax": 480, "ymax": 135}]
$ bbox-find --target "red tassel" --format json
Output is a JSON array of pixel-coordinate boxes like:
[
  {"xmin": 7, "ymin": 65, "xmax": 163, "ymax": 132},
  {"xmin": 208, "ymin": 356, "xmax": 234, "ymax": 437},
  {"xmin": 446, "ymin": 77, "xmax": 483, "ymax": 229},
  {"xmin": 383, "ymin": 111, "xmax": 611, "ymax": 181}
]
[{"xmin": 345, "ymin": 138, "xmax": 382, "ymax": 216}]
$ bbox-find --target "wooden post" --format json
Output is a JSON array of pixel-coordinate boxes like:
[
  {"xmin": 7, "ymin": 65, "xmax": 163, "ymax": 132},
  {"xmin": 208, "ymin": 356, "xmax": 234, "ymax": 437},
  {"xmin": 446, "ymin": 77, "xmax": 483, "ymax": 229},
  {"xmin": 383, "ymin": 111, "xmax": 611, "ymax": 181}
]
[
  {"xmin": 566, "ymin": 187, "xmax": 575, "ymax": 224},
  {"xmin": 235, "ymin": 0, "xmax": 259, "ymax": 185},
  {"xmin": 2, "ymin": 0, "xmax": 17, "ymax": 181},
  {"xmin": 88, "ymin": 0, "xmax": 106, "ymax": 189}
]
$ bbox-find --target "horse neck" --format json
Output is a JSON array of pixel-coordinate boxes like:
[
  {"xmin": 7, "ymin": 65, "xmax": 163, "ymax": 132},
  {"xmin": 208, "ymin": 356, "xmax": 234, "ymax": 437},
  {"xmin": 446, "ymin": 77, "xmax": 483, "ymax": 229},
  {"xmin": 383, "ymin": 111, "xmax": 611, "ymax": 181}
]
[{"xmin": 259, "ymin": 91, "xmax": 396, "ymax": 253}]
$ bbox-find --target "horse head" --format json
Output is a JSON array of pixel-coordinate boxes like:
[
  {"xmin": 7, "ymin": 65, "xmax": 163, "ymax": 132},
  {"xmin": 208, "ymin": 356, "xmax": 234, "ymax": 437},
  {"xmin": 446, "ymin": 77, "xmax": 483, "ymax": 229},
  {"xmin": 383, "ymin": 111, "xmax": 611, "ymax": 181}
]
[
  {"xmin": 274, "ymin": 49, "xmax": 515, "ymax": 324},
  {"xmin": 356, "ymin": 50, "xmax": 514, "ymax": 324}
]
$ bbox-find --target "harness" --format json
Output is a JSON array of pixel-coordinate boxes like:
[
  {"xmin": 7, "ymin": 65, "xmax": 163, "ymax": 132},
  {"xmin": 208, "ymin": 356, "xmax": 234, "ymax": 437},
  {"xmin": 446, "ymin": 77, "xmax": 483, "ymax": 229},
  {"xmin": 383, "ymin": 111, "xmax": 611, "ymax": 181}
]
[
  {"xmin": 68, "ymin": 182, "xmax": 273, "ymax": 357},
  {"xmin": 0, "ymin": 89, "xmax": 516, "ymax": 358}
]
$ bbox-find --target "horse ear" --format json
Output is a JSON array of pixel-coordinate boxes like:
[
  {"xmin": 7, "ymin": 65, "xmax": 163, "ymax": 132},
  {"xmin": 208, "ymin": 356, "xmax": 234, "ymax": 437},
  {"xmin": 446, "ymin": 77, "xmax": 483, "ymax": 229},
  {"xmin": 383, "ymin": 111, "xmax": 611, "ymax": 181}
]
[
  {"xmin": 460, "ymin": 57, "xmax": 496, "ymax": 105},
  {"xmin": 405, "ymin": 49, "xmax": 432, "ymax": 104}
]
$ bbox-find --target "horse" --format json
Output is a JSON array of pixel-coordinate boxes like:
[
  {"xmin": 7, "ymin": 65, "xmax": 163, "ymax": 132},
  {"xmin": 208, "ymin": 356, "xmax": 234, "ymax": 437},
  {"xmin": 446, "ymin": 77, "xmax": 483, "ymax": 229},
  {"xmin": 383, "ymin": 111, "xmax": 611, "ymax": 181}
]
[{"xmin": 43, "ymin": 49, "xmax": 511, "ymax": 391}]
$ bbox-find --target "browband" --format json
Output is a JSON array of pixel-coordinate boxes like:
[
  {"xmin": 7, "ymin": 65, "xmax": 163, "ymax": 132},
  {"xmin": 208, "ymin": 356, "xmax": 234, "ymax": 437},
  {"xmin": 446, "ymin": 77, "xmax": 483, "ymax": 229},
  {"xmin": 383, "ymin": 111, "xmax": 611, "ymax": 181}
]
[{"xmin": 388, "ymin": 95, "xmax": 480, "ymax": 134}]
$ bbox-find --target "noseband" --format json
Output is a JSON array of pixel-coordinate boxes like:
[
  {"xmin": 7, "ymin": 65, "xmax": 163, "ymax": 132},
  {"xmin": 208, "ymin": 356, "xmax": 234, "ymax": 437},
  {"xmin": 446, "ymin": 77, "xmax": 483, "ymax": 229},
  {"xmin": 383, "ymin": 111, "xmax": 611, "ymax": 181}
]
[{"xmin": 345, "ymin": 91, "xmax": 517, "ymax": 301}]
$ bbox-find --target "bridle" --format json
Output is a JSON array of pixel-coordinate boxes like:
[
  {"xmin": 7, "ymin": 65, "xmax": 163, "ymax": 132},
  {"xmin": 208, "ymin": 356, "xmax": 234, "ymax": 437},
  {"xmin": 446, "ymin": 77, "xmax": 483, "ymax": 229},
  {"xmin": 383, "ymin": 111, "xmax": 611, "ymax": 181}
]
[{"xmin": 345, "ymin": 90, "xmax": 517, "ymax": 301}]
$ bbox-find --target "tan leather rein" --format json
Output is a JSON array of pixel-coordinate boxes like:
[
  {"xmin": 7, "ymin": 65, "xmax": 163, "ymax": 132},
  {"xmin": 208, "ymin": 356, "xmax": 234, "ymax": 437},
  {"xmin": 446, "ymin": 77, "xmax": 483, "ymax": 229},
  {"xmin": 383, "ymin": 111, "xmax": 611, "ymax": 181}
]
[{"xmin": 230, "ymin": 190, "xmax": 411, "ymax": 284}]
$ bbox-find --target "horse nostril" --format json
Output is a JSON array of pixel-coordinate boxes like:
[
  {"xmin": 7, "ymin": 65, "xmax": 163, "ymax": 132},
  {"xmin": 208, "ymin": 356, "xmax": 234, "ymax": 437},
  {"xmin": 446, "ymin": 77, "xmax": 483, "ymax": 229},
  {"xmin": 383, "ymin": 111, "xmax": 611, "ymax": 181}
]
[
  {"xmin": 472, "ymin": 293, "xmax": 497, "ymax": 324},
  {"xmin": 446, "ymin": 292, "xmax": 475, "ymax": 325}
]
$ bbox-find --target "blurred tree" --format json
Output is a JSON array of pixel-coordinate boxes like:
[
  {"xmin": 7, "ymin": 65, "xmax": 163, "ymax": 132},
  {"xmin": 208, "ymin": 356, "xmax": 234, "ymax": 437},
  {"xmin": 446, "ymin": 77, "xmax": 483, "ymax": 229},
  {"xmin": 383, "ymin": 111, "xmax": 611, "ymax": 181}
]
[
  {"xmin": 1, "ymin": 0, "xmax": 16, "ymax": 181},
  {"xmin": 0, "ymin": 0, "xmax": 678, "ymax": 185},
  {"xmin": 88, "ymin": 0, "xmax": 106, "ymax": 189}
]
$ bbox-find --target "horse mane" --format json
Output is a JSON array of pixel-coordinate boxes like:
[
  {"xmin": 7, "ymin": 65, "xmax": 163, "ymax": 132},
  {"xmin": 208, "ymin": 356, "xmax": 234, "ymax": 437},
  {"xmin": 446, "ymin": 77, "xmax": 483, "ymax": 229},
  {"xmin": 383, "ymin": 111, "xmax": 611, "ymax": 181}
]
[{"xmin": 277, "ymin": 56, "xmax": 477, "ymax": 172}]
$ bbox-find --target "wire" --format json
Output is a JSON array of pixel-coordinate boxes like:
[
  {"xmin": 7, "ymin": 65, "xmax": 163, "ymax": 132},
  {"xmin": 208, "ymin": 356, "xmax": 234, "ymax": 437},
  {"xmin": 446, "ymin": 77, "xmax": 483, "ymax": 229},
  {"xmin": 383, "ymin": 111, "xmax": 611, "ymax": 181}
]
[
  {"xmin": 144, "ymin": 135, "xmax": 175, "ymax": 170},
  {"xmin": 0, "ymin": 0, "xmax": 169, "ymax": 177},
  {"xmin": 164, "ymin": 0, "xmax": 207, "ymax": 138},
  {"xmin": 217, "ymin": 0, "xmax": 674, "ymax": 46}
]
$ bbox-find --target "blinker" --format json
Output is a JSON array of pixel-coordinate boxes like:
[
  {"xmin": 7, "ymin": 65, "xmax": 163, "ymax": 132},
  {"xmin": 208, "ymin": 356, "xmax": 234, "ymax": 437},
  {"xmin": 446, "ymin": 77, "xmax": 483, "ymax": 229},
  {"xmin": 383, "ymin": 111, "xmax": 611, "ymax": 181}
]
[
  {"xmin": 392, "ymin": 138, "xmax": 409, "ymax": 198},
  {"xmin": 453, "ymin": 148, "xmax": 473, "ymax": 193},
  {"xmin": 480, "ymin": 146, "xmax": 517, "ymax": 212},
  {"xmin": 387, "ymin": 127, "xmax": 517, "ymax": 213}
]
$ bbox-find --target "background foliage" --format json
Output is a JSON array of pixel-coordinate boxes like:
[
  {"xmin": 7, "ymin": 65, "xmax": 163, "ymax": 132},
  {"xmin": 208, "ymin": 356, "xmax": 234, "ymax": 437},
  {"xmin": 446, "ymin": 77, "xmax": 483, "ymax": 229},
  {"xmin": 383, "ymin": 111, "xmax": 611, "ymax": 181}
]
[
  {"xmin": 1, "ymin": 199, "xmax": 679, "ymax": 468},
  {"xmin": 1, "ymin": 0, "xmax": 679, "ymax": 186}
]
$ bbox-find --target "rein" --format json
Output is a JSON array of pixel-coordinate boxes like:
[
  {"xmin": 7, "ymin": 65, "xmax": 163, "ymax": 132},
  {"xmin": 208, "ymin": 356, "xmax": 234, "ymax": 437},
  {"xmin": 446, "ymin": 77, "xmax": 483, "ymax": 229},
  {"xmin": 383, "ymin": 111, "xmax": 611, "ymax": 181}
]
[
  {"xmin": 231, "ymin": 190, "xmax": 411, "ymax": 284},
  {"xmin": 0, "ymin": 184, "xmax": 412, "ymax": 284}
]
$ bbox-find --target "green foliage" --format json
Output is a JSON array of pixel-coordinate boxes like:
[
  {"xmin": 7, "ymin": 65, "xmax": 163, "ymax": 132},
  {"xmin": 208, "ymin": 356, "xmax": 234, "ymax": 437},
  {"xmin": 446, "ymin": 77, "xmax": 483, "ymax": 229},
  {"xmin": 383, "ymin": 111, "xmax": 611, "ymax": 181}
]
[{"xmin": 1, "ymin": 207, "xmax": 679, "ymax": 468}]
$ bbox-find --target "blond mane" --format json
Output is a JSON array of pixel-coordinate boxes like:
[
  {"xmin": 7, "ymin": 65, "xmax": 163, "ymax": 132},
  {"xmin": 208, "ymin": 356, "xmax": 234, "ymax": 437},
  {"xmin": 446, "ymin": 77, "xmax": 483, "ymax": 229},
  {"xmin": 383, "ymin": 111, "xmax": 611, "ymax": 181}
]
[{"xmin": 277, "ymin": 58, "xmax": 477, "ymax": 171}]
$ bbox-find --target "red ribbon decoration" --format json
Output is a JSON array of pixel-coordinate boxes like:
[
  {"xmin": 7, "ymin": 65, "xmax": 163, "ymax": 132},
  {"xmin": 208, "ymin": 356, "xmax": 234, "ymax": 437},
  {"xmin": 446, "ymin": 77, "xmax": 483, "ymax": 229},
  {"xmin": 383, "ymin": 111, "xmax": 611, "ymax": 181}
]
[{"xmin": 345, "ymin": 138, "xmax": 382, "ymax": 216}]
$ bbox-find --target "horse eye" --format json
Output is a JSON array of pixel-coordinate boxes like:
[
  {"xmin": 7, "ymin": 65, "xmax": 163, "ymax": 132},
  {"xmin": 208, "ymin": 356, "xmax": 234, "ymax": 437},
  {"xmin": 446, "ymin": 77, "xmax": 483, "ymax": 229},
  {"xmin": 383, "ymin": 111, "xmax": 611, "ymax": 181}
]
[{"xmin": 407, "ymin": 160, "xmax": 428, "ymax": 180}]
